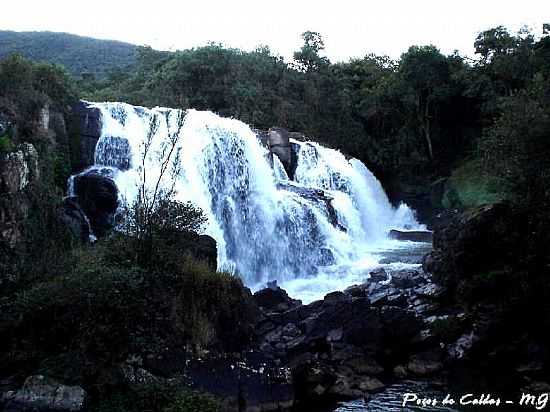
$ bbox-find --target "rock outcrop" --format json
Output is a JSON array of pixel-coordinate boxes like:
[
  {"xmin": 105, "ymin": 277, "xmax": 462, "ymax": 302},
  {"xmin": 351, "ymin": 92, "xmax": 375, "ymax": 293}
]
[
  {"xmin": 73, "ymin": 101, "xmax": 102, "ymax": 170},
  {"xmin": 71, "ymin": 168, "xmax": 118, "ymax": 238},
  {"xmin": 2, "ymin": 375, "xmax": 86, "ymax": 412},
  {"xmin": 251, "ymin": 266, "xmax": 448, "ymax": 405},
  {"xmin": 0, "ymin": 143, "xmax": 39, "ymax": 247}
]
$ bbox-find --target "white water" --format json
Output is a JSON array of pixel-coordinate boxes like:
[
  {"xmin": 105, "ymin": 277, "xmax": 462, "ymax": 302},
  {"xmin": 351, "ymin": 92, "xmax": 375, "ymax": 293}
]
[{"xmin": 76, "ymin": 102, "xmax": 427, "ymax": 303}]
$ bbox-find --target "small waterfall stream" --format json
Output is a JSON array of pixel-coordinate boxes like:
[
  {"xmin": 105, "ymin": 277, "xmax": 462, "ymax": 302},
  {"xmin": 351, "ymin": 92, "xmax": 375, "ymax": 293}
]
[{"xmin": 73, "ymin": 102, "xmax": 426, "ymax": 302}]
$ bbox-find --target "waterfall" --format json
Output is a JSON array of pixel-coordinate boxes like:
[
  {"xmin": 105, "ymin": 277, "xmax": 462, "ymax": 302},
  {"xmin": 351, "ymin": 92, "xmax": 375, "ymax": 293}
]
[{"xmin": 75, "ymin": 101, "xmax": 425, "ymax": 295}]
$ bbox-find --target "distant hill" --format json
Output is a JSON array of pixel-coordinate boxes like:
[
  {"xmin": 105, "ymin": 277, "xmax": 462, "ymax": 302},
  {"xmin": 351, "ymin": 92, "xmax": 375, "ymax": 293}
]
[{"xmin": 0, "ymin": 31, "xmax": 139, "ymax": 78}]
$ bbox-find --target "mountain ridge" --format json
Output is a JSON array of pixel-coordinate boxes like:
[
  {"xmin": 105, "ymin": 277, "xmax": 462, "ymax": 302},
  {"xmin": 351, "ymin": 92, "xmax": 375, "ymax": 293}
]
[{"xmin": 0, "ymin": 30, "xmax": 140, "ymax": 77}]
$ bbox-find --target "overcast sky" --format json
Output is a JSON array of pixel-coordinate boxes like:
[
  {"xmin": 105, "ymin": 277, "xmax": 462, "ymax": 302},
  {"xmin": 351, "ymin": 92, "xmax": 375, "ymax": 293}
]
[{"xmin": 1, "ymin": 0, "xmax": 548, "ymax": 62}]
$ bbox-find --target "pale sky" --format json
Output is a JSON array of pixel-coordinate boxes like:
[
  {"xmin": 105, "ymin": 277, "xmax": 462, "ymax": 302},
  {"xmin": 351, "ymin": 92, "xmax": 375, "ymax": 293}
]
[{"xmin": 1, "ymin": 0, "xmax": 549, "ymax": 62}]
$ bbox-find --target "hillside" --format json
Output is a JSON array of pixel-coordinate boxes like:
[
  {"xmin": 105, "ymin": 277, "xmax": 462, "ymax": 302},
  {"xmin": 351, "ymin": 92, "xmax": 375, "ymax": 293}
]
[{"xmin": 0, "ymin": 30, "xmax": 139, "ymax": 77}]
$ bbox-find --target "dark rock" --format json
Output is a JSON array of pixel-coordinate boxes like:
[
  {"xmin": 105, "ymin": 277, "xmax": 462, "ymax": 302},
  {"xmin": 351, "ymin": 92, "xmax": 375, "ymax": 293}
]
[
  {"xmin": 346, "ymin": 357, "xmax": 384, "ymax": 376},
  {"xmin": 58, "ymin": 197, "xmax": 91, "ymax": 243},
  {"xmin": 72, "ymin": 168, "xmax": 118, "ymax": 237},
  {"xmin": 254, "ymin": 287, "xmax": 302, "ymax": 313},
  {"xmin": 407, "ymin": 352, "xmax": 443, "ymax": 377},
  {"xmin": 393, "ymin": 365, "xmax": 408, "ymax": 379},
  {"xmin": 423, "ymin": 202, "xmax": 526, "ymax": 296},
  {"xmin": 390, "ymin": 270, "xmax": 422, "ymax": 289},
  {"xmin": 3, "ymin": 375, "xmax": 86, "ymax": 412},
  {"xmin": 386, "ymin": 293, "xmax": 408, "ymax": 308},
  {"xmin": 344, "ymin": 284, "xmax": 368, "ymax": 298},
  {"xmin": 447, "ymin": 331, "xmax": 478, "ymax": 360},
  {"xmin": 380, "ymin": 306, "xmax": 422, "ymax": 345},
  {"xmin": 323, "ymin": 291, "xmax": 351, "ymax": 306},
  {"xmin": 73, "ymin": 101, "xmax": 102, "ymax": 170},
  {"xmin": 389, "ymin": 229, "xmax": 433, "ymax": 243},
  {"xmin": 369, "ymin": 268, "xmax": 388, "ymax": 282}
]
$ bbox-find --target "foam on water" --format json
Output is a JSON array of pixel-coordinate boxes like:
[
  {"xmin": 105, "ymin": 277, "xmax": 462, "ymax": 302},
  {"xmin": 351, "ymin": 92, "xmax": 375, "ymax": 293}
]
[{"xmin": 75, "ymin": 102, "xmax": 427, "ymax": 301}]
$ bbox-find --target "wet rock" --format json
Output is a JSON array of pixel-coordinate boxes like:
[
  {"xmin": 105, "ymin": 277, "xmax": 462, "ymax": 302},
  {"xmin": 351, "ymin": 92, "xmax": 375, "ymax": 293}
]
[
  {"xmin": 73, "ymin": 101, "xmax": 102, "ymax": 169},
  {"xmin": 58, "ymin": 197, "xmax": 91, "ymax": 243},
  {"xmin": 358, "ymin": 377, "xmax": 385, "ymax": 393},
  {"xmin": 323, "ymin": 291, "xmax": 351, "ymax": 306},
  {"xmin": 3, "ymin": 375, "xmax": 86, "ymax": 412},
  {"xmin": 447, "ymin": 331, "xmax": 477, "ymax": 360},
  {"xmin": 393, "ymin": 365, "xmax": 408, "ymax": 379},
  {"xmin": 329, "ymin": 375, "xmax": 364, "ymax": 399},
  {"xmin": 389, "ymin": 229, "xmax": 433, "ymax": 243},
  {"xmin": 72, "ymin": 168, "xmax": 118, "ymax": 237},
  {"xmin": 407, "ymin": 352, "xmax": 443, "ymax": 377},
  {"xmin": 268, "ymin": 127, "xmax": 292, "ymax": 174},
  {"xmin": 369, "ymin": 268, "xmax": 388, "ymax": 282},
  {"xmin": 347, "ymin": 357, "xmax": 384, "ymax": 376},
  {"xmin": 380, "ymin": 306, "xmax": 422, "ymax": 344},
  {"xmin": 254, "ymin": 287, "xmax": 302, "ymax": 313},
  {"xmin": 390, "ymin": 270, "xmax": 423, "ymax": 289}
]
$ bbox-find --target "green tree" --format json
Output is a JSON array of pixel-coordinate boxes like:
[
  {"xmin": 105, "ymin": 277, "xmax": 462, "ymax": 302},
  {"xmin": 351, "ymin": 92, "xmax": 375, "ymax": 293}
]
[
  {"xmin": 399, "ymin": 45, "xmax": 451, "ymax": 160},
  {"xmin": 293, "ymin": 31, "xmax": 329, "ymax": 72}
]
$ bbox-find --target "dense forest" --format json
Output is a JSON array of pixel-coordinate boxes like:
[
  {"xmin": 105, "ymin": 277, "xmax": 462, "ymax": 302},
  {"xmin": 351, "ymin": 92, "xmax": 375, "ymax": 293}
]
[{"xmin": 1, "ymin": 25, "xmax": 550, "ymax": 411}]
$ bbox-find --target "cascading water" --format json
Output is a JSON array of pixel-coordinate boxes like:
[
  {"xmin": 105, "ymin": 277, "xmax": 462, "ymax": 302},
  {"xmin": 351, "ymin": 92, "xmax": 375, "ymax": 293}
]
[{"xmin": 74, "ymin": 101, "xmax": 427, "ymax": 302}]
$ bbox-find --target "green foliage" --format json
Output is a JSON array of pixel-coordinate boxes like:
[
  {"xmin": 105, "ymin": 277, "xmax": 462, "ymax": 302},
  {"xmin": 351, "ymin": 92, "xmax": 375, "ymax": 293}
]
[
  {"xmin": 0, "ymin": 134, "xmax": 13, "ymax": 152},
  {"xmin": 2, "ymin": 235, "xmax": 255, "ymax": 378},
  {"xmin": 293, "ymin": 31, "xmax": 330, "ymax": 72},
  {"xmin": 441, "ymin": 159, "xmax": 506, "ymax": 209},
  {"xmin": 479, "ymin": 76, "xmax": 550, "ymax": 207}
]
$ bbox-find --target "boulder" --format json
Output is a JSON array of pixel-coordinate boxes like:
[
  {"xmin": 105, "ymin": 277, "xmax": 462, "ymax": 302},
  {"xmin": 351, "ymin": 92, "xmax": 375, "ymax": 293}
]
[
  {"xmin": 3, "ymin": 375, "xmax": 86, "ymax": 412},
  {"xmin": 406, "ymin": 352, "xmax": 443, "ymax": 377},
  {"xmin": 254, "ymin": 287, "xmax": 302, "ymax": 313},
  {"xmin": 369, "ymin": 268, "xmax": 388, "ymax": 282},
  {"xmin": 72, "ymin": 168, "xmax": 118, "ymax": 237},
  {"xmin": 268, "ymin": 127, "xmax": 292, "ymax": 173}
]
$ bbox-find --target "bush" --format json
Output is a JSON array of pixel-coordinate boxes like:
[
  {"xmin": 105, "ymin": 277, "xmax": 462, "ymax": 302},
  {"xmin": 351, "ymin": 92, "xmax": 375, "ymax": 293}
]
[{"xmin": 1, "ymin": 233, "xmax": 256, "ymax": 380}]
